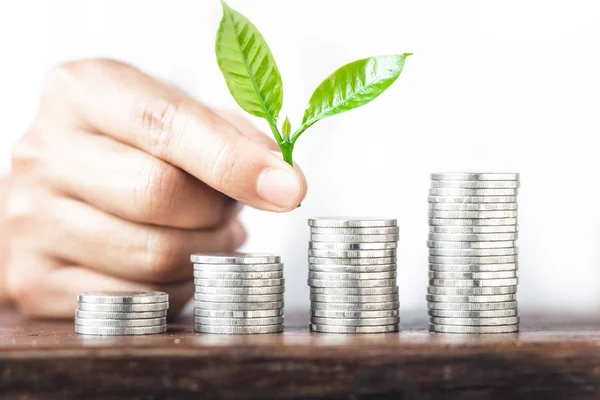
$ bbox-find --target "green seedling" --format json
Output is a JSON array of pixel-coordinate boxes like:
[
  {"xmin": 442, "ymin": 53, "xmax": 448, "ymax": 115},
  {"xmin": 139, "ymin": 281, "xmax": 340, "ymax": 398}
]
[{"xmin": 215, "ymin": 0, "xmax": 411, "ymax": 167}]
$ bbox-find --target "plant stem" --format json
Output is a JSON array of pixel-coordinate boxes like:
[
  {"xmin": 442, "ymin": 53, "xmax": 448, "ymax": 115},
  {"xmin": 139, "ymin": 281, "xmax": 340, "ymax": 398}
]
[
  {"xmin": 267, "ymin": 118, "xmax": 283, "ymax": 144},
  {"xmin": 280, "ymin": 141, "xmax": 294, "ymax": 166}
]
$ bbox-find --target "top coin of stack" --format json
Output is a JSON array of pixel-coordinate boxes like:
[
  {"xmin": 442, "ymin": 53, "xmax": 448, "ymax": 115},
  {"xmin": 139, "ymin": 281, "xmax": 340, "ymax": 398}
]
[
  {"xmin": 192, "ymin": 252, "xmax": 285, "ymax": 334},
  {"xmin": 427, "ymin": 173, "xmax": 520, "ymax": 334},
  {"xmin": 75, "ymin": 291, "xmax": 169, "ymax": 335},
  {"xmin": 307, "ymin": 217, "xmax": 400, "ymax": 334}
]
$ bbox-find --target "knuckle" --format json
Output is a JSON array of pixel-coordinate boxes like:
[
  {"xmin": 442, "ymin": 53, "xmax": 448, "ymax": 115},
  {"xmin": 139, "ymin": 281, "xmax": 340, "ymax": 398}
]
[
  {"xmin": 45, "ymin": 59, "xmax": 130, "ymax": 86},
  {"xmin": 6, "ymin": 265, "xmax": 42, "ymax": 315},
  {"xmin": 137, "ymin": 97, "xmax": 188, "ymax": 157},
  {"xmin": 10, "ymin": 124, "xmax": 47, "ymax": 173},
  {"xmin": 136, "ymin": 161, "xmax": 181, "ymax": 222},
  {"xmin": 210, "ymin": 141, "xmax": 241, "ymax": 191},
  {"xmin": 5, "ymin": 190, "xmax": 38, "ymax": 238}
]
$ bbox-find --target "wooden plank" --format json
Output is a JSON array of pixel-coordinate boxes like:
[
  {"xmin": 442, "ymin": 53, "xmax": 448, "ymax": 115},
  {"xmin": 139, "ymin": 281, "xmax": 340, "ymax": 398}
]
[{"xmin": 2, "ymin": 307, "xmax": 600, "ymax": 399}]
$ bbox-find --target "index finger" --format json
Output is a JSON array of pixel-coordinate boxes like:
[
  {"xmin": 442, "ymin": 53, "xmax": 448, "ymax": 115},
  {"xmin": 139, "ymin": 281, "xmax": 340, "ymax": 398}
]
[{"xmin": 43, "ymin": 59, "xmax": 306, "ymax": 211}]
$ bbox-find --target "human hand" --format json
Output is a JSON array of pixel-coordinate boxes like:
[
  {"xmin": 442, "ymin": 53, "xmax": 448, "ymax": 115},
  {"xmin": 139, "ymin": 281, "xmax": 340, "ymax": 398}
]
[{"xmin": 4, "ymin": 59, "xmax": 307, "ymax": 318}]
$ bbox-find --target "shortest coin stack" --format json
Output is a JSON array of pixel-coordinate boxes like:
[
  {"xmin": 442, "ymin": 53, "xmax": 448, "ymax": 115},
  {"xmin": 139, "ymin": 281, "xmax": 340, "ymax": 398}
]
[
  {"xmin": 192, "ymin": 252, "xmax": 285, "ymax": 334},
  {"xmin": 75, "ymin": 292, "xmax": 169, "ymax": 335},
  {"xmin": 308, "ymin": 217, "xmax": 400, "ymax": 334}
]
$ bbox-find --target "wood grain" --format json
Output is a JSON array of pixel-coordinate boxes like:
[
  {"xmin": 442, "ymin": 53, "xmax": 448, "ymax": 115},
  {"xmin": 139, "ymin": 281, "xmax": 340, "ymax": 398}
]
[{"xmin": 2, "ymin": 306, "xmax": 600, "ymax": 399}]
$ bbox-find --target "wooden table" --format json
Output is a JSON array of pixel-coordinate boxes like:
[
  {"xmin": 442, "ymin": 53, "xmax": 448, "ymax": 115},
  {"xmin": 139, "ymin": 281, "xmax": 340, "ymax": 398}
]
[{"xmin": 2, "ymin": 307, "xmax": 600, "ymax": 399}]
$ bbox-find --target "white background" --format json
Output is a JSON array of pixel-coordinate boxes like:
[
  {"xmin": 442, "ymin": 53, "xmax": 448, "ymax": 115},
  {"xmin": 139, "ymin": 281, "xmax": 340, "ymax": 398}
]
[{"xmin": 1, "ymin": 0, "xmax": 599, "ymax": 313}]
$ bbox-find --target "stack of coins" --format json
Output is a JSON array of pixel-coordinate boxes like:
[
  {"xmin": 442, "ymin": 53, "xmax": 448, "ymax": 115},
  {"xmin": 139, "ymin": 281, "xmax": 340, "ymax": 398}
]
[
  {"xmin": 307, "ymin": 218, "xmax": 400, "ymax": 334},
  {"xmin": 427, "ymin": 173, "xmax": 520, "ymax": 334},
  {"xmin": 75, "ymin": 292, "xmax": 168, "ymax": 335},
  {"xmin": 192, "ymin": 252, "xmax": 285, "ymax": 334}
]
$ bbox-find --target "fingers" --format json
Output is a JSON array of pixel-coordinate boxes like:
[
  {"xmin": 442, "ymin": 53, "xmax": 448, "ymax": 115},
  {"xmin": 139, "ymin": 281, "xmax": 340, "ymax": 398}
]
[
  {"xmin": 8, "ymin": 261, "xmax": 193, "ymax": 319},
  {"xmin": 43, "ymin": 59, "xmax": 307, "ymax": 211},
  {"xmin": 35, "ymin": 128, "xmax": 236, "ymax": 229},
  {"xmin": 10, "ymin": 190, "xmax": 246, "ymax": 283}
]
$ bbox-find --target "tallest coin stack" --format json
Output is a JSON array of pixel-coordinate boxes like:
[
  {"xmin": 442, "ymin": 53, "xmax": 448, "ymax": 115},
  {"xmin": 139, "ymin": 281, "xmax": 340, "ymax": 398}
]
[{"xmin": 427, "ymin": 173, "xmax": 520, "ymax": 334}]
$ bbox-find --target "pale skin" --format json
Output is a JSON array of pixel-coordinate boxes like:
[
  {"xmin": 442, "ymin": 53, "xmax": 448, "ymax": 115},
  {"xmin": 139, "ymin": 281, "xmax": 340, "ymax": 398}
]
[{"xmin": 0, "ymin": 59, "xmax": 307, "ymax": 318}]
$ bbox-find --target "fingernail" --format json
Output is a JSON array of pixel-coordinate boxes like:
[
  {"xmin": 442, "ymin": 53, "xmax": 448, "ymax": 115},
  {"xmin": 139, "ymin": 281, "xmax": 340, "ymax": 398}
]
[
  {"xmin": 232, "ymin": 220, "xmax": 247, "ymax": 248},
  {"xmin": 257, "ymin": 168, "xmax": 301, "ymax": 209}
]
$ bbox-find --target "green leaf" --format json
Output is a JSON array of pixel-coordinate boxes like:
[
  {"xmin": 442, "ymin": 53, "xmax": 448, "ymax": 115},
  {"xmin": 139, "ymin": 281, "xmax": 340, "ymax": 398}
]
[
  {"xmin": 300, "ymin": 53, "xmax": 412, "ymax": 132},
  {"xmin": 216, "ymin": 1, "xmax": 283, "ymax": 128},
  {"xmin": 282, "ymin": 116, "xmax": 291, "ymax": 140}
]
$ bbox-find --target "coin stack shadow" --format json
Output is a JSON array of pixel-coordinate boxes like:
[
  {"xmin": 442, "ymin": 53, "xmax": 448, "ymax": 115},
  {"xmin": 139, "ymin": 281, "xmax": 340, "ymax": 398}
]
[
  {"xmin": 307, "ymin": 218, "xmax": 400, "ymax": 334},
  {"xmin": 192, "ymin": 253, "xmax": 285, "ymax": 334},
  {"xmin": 427, "ymin": 173, "xmax": 520, "ymax": 334},
  {"xmin": 75, "ymin": 292, "xmax": 169, "ymax": 335}
]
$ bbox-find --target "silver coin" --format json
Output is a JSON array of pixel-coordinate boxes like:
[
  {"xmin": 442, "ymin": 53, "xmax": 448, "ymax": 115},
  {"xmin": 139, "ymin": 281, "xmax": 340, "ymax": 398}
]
[
  {"xmin": 195, "ymin": 286, "xmax": 285, "ymax": 295},
  {"xmin": 427, "ymin": 294, "xmax": 516, "ymax": 303},
  {"xmin": 429, "ymin": 323, "xmax": 518, "ymax": 334},
  {"xmin": 428, "ymin": 195, "xmax": 517, "ymax": 204},
  {"xmin": 310, "ymin": 324, "xmax": 398, "ymax": 334},
  {"xmin": 428, "ymin": 301, "xmax": 518, "ymax": 311},
  {"xmin": 427, "ymin": 285, "xmax": 517, "ymax": 295},
  {"xmin": 429, "ymin": 255, "xmax": 518, "ymax": 264},
  {"xmin": 427, "ymin": 240, "xmax": 516, "ymax": 249},
  {"xmin": 74, "ymin": 317, "xmax": 166, "ymax": 327},
  {"xmin": 310, "ymin": 286, "xmax": 399, "ymax": 295},
  {"xmin": 308, "ymin": 217, "xmax": 397, "ymax": 228},
  {"xmin": 310, "ymin": 226, "xmax": 399, "ymax": 235},
  {"xmin": 308, "ymin": 279, "xmax": 397, "ymax": 288},
  {"xmin": 429, "ymin": 217, "xmax": 517, "ymax": 226},
  {"xmin": 429, "ymin": 278, "xmax": 518, "ymax": 287},
  {"xmin": 75, "ymin": 310, "xmax": 168, "ymax": 320},
  {"xmin": 75, "ymin": 325, "xmax": 167, "ymax": 335},
  {"xmin": 310, "ymin": 316, "xmax": 400, "ymax": 326},
  {"xmin": 310, "ymin": 293, "xmax": 399, "ymax": 303},
  {"xmin": 194, "ymin": 301, "xmax": 283, "ymax": 311},
  {"xmin": 428, "ymin": 270, "xmax": 517, "ymax": 280},
  {"xmin": 428, "ymin": 233, "xmax": 518, "ymax": 242},
  {"xmin": 428, "ymin": 203, "xmax": 517, "ymax": 211},
  {"xmin": 309, "ymin": 257, "xmax": 396, "ymax": 265},
  {"xmin": 193, "ymin": 278, "xmax": 285, "ymax": 287},
  {"xmin": 309, "ymin": 263, "xmax": 397, "ymax": 273},
  {"xmin": 310, "ymin": 309, "xmax": 399, "ymax": 318},
  {"xmin": 194, "ymin": 324, "xmax": 284, "ymax": 334},
  {"xmin": 310, "ymin": 234, "xmax": 399, "ymax": 243},
  {"xmin": 193, "ymin": 263, "xmax": 283, "ymax": 272},
  {"xmin": 429, "ymin": 263, "xmax": 518, "ymax": 272},
  {"xmin": 428, "ymin": 309, "xmax": 518, "ymax": 318},
  {"xmin": 430, "ymin": 316, "xmax": 519, "ymax": 326},
  {"xmin": 194, "ymin": 309, "xmax": 283, "ymax": 318},
  {"xmin": 308, "ymin": 271, "xmax": 397, "ymax": 281},
  {"xmin": 430, "ymin": 181, "xmax": 519, "ymax": 189},
  {"xmin": 429, "ymin": 188, "xmax": 518, "ymax": 196},
  {"xmin": 431, "ymin": 173, "xmax": 520, "ymax": 181},
  {"xmin": 193, "ymin": 270, "xmax": 283, "ymax": 280},
  {"xmin": 309, "ymin": 242, "xmax": 398, "ymax": 250},
  {"xmin": 77, "ymin": 302, "xmax": 169, "ymax": 312},
  {"xmin": 194, "ymin": 316, "xmax": 284, "ymax": 326},
  {"xmin": 429, "ymin": 210, "xmax": 518, "ymax": 219},
  {"xmin": 190, "ymin": 252, "xmax": 280, "ymax": 264},
  {"xmin": 194, "ymin": 293, "xmax": 284, "ymax": 303},
  {"xmin": 429, "ymin": 225, "xmax": 518, "ymax": 234},
  {"xmin": 308, "ymin": 249, "xmax": 397, "ymax": 258},
  {"xmin": 311, "ymin": 301, "xmax": 399, "ymax": 311},
  {"xmin": 77, "ymin": 291, "xmax": 168, "ymax": 304},
  {"xmin": 428, "ymin": 248, "xmax": 518, "ymax": 257}
]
